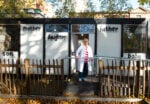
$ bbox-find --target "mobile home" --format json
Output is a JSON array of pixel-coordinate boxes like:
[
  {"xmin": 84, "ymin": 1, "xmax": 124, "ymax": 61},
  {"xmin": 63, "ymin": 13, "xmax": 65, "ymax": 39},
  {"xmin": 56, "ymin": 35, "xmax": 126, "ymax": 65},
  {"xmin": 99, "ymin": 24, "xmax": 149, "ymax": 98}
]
[{"xmin": 0, "ymin": 18, "xmax": 149, "ymax": 75}]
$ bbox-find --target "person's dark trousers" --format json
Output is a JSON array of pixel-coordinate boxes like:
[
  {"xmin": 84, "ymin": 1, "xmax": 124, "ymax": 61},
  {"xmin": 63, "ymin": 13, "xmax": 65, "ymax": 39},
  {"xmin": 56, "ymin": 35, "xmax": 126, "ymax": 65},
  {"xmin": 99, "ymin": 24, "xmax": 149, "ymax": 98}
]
[
  {"xmin": 83, "ymin": 62, "xmax": 88, "ymax": 78},
  {"xmin": 79, "ymin": 63, "xmax": 88, "ymax": 79},
  {"xmin": 79, "ymin": 72, "xmax": 83, "ymax": 79}
]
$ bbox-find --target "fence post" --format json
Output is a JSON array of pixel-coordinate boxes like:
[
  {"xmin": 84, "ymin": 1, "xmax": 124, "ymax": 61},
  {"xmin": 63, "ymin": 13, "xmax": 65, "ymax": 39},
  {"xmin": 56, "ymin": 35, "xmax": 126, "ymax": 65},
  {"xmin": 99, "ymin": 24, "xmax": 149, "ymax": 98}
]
[
  {"xmin": 142, "ymin": 61, "xmax": 146, "ymax": 98},
  {"xmin": 24, "ymin": 59, "xmax": 30, "ymax": 95},
  {"xmin": 61, "ymin": 59, "xmax": 64, "ymax": 80},
  {"xmin": 98, "ymin": 59, "xmax": 103, "ymax": 97},
  {"xmin": 0, "ymin": 59, "xmax": 2, "ymax": 82},
  {"xmin": 16, "ymin": 59, "xmax": 21, "ymax": 79},
  {"xmin": 61, "ymin": 59, "xmax": 64, "ymax": 94},
  {"xmin": 135, "ymin": 60, "xmax": 140, "ymax": 98}
]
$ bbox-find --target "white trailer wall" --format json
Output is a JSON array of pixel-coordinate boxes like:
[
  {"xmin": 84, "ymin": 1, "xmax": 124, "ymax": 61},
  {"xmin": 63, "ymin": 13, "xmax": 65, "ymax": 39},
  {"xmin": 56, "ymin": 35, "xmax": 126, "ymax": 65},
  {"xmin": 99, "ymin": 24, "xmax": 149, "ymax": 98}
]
[
  {"xmin": 45, "ymin": 32, "xmax": 69, "ymax": 75},
  {"xmin": 97, "ymin": 24, "xmax": 121, "ymax": 57},
  {"xmin": 20, "ymin": 24, "xmax": 43, "ymax": 74},
  {"xmin": 96, "ymin": 24, "xmax": 121, "ymax": 75},
  {"xmin": 20, "ymin": 24, "xmax": 43, "ymax": 60}
]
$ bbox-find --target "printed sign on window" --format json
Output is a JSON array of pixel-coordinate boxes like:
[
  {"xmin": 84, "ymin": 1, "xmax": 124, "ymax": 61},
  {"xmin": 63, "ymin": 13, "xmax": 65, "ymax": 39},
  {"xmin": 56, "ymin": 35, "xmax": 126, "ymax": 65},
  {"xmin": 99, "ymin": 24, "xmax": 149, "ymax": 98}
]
[{"xmin": 20, "ymin": 24, "xmax": 43, "ymax": 60}]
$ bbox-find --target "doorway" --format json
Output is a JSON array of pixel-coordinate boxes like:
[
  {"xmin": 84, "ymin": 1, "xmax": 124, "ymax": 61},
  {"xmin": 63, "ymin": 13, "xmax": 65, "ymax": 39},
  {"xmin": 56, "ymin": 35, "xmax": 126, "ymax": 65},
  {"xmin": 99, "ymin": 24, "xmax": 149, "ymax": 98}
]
[
  {"xmin": 70, "ymin": 24, "xmax": 95, "ymax": 74},
  {"xmin": 71, "ymin": 34, "xmax": 95, "ymax": 74},
  {"xmin": 71, "ymin": 34, "xmax": 89, "ymax": 74}
]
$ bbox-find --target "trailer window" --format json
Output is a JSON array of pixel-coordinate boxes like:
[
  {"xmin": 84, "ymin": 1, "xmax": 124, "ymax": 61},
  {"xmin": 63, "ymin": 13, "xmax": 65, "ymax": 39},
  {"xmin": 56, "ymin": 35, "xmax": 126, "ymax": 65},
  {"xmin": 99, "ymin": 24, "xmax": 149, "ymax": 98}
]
[
  {"xmin": 0, "ymin": 25, "xmax": 20, "ymax": 52},
  {"xmin": 123, "ymin": 24, "xmax": 147, "ymax": 53},
  {"xmin": 45, "ymin": 24, "xmax": 68, "ymax": 32},
  {"xmin": 72, "ymin": 24, "xmax": 95, "ymax": 33}
]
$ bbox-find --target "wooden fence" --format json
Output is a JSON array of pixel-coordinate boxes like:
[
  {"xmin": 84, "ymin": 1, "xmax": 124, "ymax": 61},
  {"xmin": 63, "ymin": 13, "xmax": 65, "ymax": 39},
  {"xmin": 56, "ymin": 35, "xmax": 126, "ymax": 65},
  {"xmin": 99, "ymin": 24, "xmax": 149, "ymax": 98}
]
[
  {"xmin": 1, "ymin": 57, "xmax": 150, "ymax": 99},
  {"xmin": 0, "ymin": 58, "xmax": 64, "ymax": 96},
  {"xmin": 98, "ymin": 58, "xmax": 150, "ymax": 98}
]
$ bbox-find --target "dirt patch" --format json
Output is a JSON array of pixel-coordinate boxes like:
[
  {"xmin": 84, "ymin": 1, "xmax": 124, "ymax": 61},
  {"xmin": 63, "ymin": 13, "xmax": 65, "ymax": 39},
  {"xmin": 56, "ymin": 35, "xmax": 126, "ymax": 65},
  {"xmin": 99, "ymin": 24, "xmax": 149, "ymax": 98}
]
[{"xmin": 0, "ymin": 97, "xmax": 145, "ymax": 104}]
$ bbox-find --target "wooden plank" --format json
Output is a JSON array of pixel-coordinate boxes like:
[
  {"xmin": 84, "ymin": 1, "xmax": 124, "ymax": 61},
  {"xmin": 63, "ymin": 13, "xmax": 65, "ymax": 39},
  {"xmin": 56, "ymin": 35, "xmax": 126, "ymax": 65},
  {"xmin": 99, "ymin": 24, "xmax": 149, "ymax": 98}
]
[
  {"xmin": 128, "ymin": 60, "xmax": 131, "ymax": 97},
  {"xmin": 32, "ymin": 59, "xmax": 35, "ymax": 84},
  {"xmin": 56, "ymin": 59, "xmax": 59, "ymax": 76},
  {"xmin": 30, "ymin": 59, "xmax": 34, "ymax": 95},
  {"xmin": 61, "ymin": 59, "xmax": 64, "ymax": 96},
  {"xmin": 16, "ymin": 59, "xmax": 20, "ymax": 95},
  {"xmin": 112, "ymin": 60, "xmax": 115, "ymax": 97},
  {"xmin": 102, "ymin": 68, "xmax": 104, "ymax": 97},
  {"xmin": 1, "ymin": 62, "xmax": 147, "ymax": 72},
  {"xmin": 136, "ymin": 61, "xmax": 141, "ymax": 98},
  {"xmin": 43, "ymin": 59, "xmax": 47, "ymax": 94},
  {"xmin": 119, "ymin": 60, "xmax": 123, "ymax": 97},
  {"xmin": 24, "ymin": 59, "xmax": 30, "ymax": 95},
  {"xmin": 0, "ymin": 64, "xmax": 62, "ymax": 69},
  {"xmin": 98, "ymin": 60, "xmax": 103, "ymax": 97},
  {"xmin": 36, "ymin": 59, "xmax": 40, "ymax": 95},
  {"xmin": 1, "ymin": 63, "xmax": 145, "ymax": 70},
  {"xmin": 0, "ymin": 61, "xmax": 61, "ymax": 69},
  {"xmin": 8, "ymin": 59, "xmax": 12, "ymax": 94},
  {"xmin": 53, "ymin": 59, "xmax": 56, "ymax": 80},
  {"xmin": 16, "ymin": 59, "xmax": 20, "ymax": 79},
  {"xmin": 40, "ymin": 59, "xmax": 43, "ymax": 95},
  {"xmin": 19, "ymin": 59, "xmax": 23, "ymax": 81},
  {"xmin": 107, "ymin": 59, "xmax": 111, "ymax": 97},
  {"xmin": 142, "ymin": 61, "xmax": 146, "ymax": 98},
  {"xmin": 60, "ymin": 59, "xmax": 64, "ymax": 94},
  {"xmin": 12, "ymin": 59, "xmax": 16, "ymax": 95},
  {"xmin": 117, "ymin": 66, "xmax": 146, "ymax": 70},
  {"xmin": 20, "ymin": 59, "xmax": 23, "ymax": 95},
  {"xmin": 61, "ymin": 59, "xmax": 64, "ymax": 80},
  {"xmin": 48, "ymin": 59, "xmax": 51, "ymax": 95},
  {"xmin": 3, "ymin": 59, "xmax": 8, "ymax": 89},
  {"xmin": 115, "ymin": 60, "xmax": 118, "ymax": 97},
  {"xmin": 122, "ymin": 60, "xmax": 126, "ymax": 97},
  {"xmin": 103, "ymin": 60, "xmax": 108, "ymax": 97},
  {"xmin": 132, "ymin": 60, "xmax": 136, "ymax": 97},
  {"xmin": 53, "ymin": 59, "xmax": 56, "ymax": 95},
  {"xmin": 56, "ymin": 59, "xmax": 59, "ymax": 95}
]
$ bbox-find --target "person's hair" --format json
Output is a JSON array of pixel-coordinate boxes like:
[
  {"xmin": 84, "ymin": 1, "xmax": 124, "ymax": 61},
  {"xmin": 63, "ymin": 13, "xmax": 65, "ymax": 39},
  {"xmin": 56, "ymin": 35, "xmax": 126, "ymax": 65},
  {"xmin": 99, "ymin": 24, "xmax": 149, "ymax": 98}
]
[{"xmin": 83, "ymin": 37, "xmax": 88, "ymax": 40}]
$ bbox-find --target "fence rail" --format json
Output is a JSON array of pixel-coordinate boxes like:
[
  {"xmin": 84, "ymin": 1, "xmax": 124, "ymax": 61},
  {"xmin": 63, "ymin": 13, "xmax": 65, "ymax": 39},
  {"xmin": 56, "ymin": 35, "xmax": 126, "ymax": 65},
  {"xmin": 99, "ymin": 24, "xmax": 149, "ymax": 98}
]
[
  {"xmin": 98, "ymin": 58, "xmax": 150, "ymax": 98},
  {"xmin": 0, "ymin": 58, "xmax": 64, "ymax": 96}
]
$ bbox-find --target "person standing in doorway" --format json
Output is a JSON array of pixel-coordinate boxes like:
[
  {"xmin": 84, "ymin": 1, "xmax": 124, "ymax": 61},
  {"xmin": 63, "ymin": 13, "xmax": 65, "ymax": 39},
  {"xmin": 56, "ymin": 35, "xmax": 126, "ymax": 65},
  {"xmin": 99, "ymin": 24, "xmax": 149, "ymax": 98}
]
[{"xmin": 76, "ymin": 37, "xmax": 93, "ymax": 82}]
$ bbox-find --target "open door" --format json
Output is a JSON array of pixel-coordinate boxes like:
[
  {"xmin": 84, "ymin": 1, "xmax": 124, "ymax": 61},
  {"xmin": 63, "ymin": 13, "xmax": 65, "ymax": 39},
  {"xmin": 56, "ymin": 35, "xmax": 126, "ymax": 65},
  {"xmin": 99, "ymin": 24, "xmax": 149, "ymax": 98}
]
[
  {"xmin": 71, "ymin": 34, "xmax": 89, "ymax": 73},
  {"xmin": 70, "ymin": 24, "xmax": 95, "ymax": 75}
]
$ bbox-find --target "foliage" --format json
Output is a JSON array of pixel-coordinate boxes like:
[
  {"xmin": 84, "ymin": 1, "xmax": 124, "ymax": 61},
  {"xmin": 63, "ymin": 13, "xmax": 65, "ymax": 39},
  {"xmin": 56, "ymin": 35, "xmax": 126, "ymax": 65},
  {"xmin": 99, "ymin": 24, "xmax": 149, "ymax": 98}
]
[
  {"xmin": 55, "ymin": 0, "xmax": 75, "ymax": 18},
  {"xmin": 69, "ymin": 0, "xmax": 133, "ymax": 18},
  {"xmin": 55, "ymin": 0, "xmax": 95, "ymax": 18},
  {"xmin": 0, "ymin": 0, "xmax": 29, "ymax": 18},
  {"xmin": 138, "ymin": 0, "xmax": 150, "ymax": 5},
  {"xmin": 69, "ymin": 12, "xmax": 95, "ymax": 18},
  {"xmin": 99, "ymin": 0, "xmax": 132, "ymax": 12},
  {"xmin": 23, "ymin": 0, "xmax": 36, "ymax": 8},
  {"xmin": 88, "ymin": 0, "xmax": 96, "ymax": 12}
]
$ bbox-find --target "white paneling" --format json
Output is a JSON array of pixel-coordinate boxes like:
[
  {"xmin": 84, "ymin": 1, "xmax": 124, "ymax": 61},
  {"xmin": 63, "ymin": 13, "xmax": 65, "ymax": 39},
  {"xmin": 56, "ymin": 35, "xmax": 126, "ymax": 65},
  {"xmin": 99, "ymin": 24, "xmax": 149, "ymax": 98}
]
[
  {"xmin": 97, "ymin": 24, "xmax": 121, "ymax": 57},
  {"xmin": 20, "ymin": 24, "xmax": 43, "ymax": 60},
  {"xmin": 45, "ymin": 32, "xmax": 68, "ymax": 74}
]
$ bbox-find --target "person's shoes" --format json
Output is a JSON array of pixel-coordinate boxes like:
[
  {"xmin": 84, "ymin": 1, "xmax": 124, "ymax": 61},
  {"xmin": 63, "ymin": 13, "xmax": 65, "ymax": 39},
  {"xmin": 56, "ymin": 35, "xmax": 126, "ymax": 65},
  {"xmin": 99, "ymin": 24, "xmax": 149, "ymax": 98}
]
[{"xmin": 78, "ymin": 78, "xmax": 82, "ymax": 82}]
